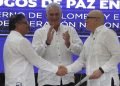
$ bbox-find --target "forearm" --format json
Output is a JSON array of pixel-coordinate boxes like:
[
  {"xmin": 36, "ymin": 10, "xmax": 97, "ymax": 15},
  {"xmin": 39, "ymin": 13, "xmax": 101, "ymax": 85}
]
[
  {"xmin": 33, "ymin": 42, "xmax": 47, "ymax": 56},
  {"xmin": 66, "ymin": 59, "xmax": 84, "ymax": 73}
]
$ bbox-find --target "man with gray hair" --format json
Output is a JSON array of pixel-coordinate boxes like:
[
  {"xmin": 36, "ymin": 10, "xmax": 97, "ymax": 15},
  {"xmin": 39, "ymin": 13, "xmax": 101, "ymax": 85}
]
[{"xmin": 32, "ymin": 2, "xmax": 83, "ymax": 86}]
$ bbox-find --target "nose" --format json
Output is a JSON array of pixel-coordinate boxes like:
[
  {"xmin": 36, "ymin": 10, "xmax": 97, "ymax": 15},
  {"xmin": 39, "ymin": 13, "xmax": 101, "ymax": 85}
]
[{"xmin": 52, "ymin": 14, "xmax": 59, "ymax": 19}]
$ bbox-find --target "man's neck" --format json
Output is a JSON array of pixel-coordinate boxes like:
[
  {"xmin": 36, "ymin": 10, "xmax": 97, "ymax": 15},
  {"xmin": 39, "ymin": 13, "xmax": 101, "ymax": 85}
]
[{"xmin": 15, "ymin": 29, "xmax": 25, "ymax": 36}]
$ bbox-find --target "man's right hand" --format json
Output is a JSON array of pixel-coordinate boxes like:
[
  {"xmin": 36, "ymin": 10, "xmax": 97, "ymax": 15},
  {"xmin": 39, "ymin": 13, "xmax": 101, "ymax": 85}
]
[{"xmin": 46, "ymin": 25, "xmax": 54, "ymax": 45}]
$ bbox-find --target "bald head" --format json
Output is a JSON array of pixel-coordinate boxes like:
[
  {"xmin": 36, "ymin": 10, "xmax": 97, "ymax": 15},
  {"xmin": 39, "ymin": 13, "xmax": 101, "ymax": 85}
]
[
  {"xmin": 88, "ymin": 10, "xmax": 104, "ymax": 24},
  {"xmin": 86, "ymin": 10, "xmax": 105, "ymax": 32}
]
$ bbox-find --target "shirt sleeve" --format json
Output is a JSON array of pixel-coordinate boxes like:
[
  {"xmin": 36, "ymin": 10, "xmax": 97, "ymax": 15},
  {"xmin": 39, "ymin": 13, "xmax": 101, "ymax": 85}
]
[
  {"xmin": 101, "ymin": 30, "xmax": 120, "ymax": 72},
  {"xmin": 32, "ymin": 29, "xmax": 47, "ymax": 56},
  {"xmin": 19, "ymin": 38, "xmax": 58, "ymax": 73},
  {"xmin": 67, "ymin": 26, "xmax": 83, "ymax": 55},
  {"xmin": 67, "ymin": 46, "xmax": 86, "ymax": 73}
]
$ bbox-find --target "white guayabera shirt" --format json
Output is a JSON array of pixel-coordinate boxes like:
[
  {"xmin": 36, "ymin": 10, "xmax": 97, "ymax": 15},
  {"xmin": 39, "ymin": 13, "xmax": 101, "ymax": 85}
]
[
  {"xmin": 32, "ymin": 24, "xmax": 83, "ymax": 85},
  {"xmin": 67, "ymin": 25, "xmax": 120, "ymax": 86},
  {"xmin": 4, "ymin": 31, "xmax": 58, "ymax": 86}
]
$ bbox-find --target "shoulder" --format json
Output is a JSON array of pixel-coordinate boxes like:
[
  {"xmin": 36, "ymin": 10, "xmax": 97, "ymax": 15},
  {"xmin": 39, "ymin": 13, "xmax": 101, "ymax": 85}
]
[
  {"xmin": 99, "ymin": 27, "xmax": 118, "ymax": 41},
  {"xmin": 34, "ymin": 27, "xmax": 44, "ymax": 33},
  {"xmin": 19, "ymin": 37, "xmax": 31, "ymax": 46},
  {"xmin": 34, "ymin": 26, "xmax": 48, "ymax": 35},
  {"xmin": 102, "ymin": 27, "xmax": 117, "ymax": 37},
  {"xmin": 61, "ymin": 24, "xmax": 77, "ymax": 33}
]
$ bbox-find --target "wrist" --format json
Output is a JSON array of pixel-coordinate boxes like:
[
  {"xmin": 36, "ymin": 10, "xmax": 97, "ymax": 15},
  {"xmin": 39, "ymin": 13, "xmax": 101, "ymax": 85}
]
[
  {"xmin": 99, "ymin": 67, "xmax": 104, "ymax": 74},
  {"xmin": 46, "ymin": 40, "xmax": 50, "ymax": 45},
  {"xmin": 65, "ymin": 41, "xmax": 70, "ymax": 48}
]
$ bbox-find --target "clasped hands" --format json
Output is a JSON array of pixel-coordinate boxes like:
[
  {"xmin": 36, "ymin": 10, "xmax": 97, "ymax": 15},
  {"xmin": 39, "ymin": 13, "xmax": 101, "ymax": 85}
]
[
  {"xmin": 56, "ymin": 65, "xmax": 68, "ymax": 76},
  {"xmin": 56, "ymin": 66, "xmax": 103, "ymax": 80}
]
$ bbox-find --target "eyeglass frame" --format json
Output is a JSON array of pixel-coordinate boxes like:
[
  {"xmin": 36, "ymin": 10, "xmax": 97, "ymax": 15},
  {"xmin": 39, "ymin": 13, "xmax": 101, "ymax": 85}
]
[{"xmin": 86, "ymin": 16, "xmax": 100, "ymax": 19}]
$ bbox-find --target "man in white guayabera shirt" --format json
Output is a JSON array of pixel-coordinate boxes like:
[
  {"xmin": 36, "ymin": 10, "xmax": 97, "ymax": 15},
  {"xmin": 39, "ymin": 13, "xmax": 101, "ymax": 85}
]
[
  {"xmin": 32, "ymin": 3, "xmax": 83, "ymax": 86},
  {"xmin": 66, "ymin": 10, "xmax": 120, "ymax": 86},
  {"xmin": 4, "ymin": 14, "xmax": 66, "ymax": 86}
]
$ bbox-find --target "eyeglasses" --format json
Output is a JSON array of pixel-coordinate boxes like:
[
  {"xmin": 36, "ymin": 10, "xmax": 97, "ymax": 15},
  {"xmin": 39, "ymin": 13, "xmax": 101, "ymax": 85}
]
[{"xmin": 86, "ymin": 16, "xmax": 100, "ymax": 19}]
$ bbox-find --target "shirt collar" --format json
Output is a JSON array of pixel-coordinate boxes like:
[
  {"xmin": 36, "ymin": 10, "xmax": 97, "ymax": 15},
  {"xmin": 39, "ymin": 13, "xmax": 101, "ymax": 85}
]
[
  {"xmin": 94, "ymin": 25, "xmax": 105, "ymax": 33},
  {"xmin": 92, "ymin": 25, "xmax": 105, "ymax": 34},
  {"xmin": 90, "ymin": 25, "xmax": 105, "ymax": 37},
  {"xmin": 11, "ymin": 30, "xmax": 23, "ymax": 37}
]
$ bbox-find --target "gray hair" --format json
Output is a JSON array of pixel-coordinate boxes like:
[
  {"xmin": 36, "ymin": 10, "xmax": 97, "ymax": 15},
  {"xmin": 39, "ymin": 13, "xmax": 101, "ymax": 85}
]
[{"xmin": 46, "ymin": 3, "xmax": 62, "ymax": 14}]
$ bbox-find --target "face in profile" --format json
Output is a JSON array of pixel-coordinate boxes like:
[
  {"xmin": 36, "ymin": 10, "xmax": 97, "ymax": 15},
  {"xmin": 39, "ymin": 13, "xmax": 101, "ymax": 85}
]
[
  {"xmin": 85, "ymin": 14, "xmax": 98, "ymax": 32},
  {"xmin": 16, "ymin": 18, "xmax": 30, "ymax": 34},
  {"xmin": 46, "ymin": 7, "xmax": 61, "ymax": 27},
  {"xmin": 86, "ymin": 10, "xmax": 103, "ymax": 32}
]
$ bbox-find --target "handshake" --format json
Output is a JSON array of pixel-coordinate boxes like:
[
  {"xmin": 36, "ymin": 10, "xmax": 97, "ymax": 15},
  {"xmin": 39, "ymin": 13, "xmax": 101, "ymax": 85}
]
[{"xmin": 56, "ymin": 65, "xmax": 68, "ymax": 76}]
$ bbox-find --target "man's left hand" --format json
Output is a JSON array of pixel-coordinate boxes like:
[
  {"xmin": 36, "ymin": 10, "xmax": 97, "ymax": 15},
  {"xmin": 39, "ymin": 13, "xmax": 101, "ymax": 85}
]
[
  {"xmin": 63, "ymin": 31, "xmax": 70, "ymax": 48},
  {"xmin": 89, "ymin": 69, "xmax": 103, "ymax": 79}
]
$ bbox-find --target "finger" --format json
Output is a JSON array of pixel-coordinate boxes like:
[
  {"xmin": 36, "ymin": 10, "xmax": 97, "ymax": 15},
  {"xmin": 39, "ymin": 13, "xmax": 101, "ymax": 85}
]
[
  {"xmin": 56, "ymin": 69, "xmax": 67, "ymax": 76},
  {"xmin": 59, "ymin": 65, "xmax": 65, "ymax": 68},
  {"xmin": 49, "ymin": 27, "xmax": 54, "ymax": 32},
  {"xmin": 51, "ymin": 29, "xmax": 55, "ymax": 35},
  {"xmin": 48, "ymin": 24, "xmax": 54, "ymax": 33},
  {"xmin": 59, "ymin": 66, "xmax": 67, "ymax": 73},
  {"xmin": 65, "ymin": 31, "xmax": 68, "ymax": 34},
  {"xmin": 63, "ymin": 30, "xmax": 68, "ymax": 34},
  {"xmin": 89, "ymin": 74, "xmax": 95, "ymax": 79}
]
